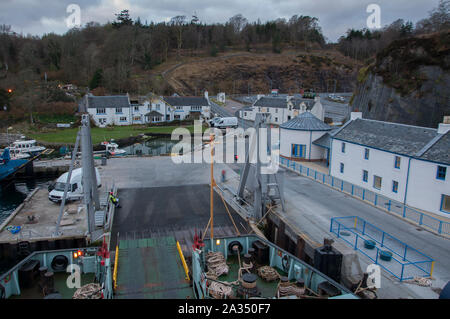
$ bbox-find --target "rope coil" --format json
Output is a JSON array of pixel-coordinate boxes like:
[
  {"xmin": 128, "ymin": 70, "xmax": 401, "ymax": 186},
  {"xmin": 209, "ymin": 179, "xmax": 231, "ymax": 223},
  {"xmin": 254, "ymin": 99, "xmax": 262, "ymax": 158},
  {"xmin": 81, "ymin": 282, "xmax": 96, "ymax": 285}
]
[
  {"xmin": 73, "ymin": 283, "xmax": 102, "ymax": 299},
  {"xmin": 206, "ymin": 251, "xmax": 229, "ymax": 279},
  {"xmin": 257, "ymin": 266, "xmax": 280, "ymax": 282}
]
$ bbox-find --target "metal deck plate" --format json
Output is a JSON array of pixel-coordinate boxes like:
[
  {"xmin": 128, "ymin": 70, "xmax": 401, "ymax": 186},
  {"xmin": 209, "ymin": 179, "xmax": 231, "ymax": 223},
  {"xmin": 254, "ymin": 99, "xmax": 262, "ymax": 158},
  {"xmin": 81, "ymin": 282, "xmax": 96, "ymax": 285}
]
[{"xmin": 115, "ymin": 236, "xmax": 193, "ymax": 299}]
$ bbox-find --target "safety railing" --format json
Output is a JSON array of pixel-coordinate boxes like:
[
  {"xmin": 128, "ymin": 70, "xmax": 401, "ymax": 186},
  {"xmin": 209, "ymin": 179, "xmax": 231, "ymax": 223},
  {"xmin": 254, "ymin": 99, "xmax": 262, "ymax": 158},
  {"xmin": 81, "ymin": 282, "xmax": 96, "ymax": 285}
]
[
  {"xmin": 279, "ymin": 157, "xmax": 450, "ymax": 236},
  {"xmin": 330, "ymin": 216, "xmax": 434, "ymax": 282}
]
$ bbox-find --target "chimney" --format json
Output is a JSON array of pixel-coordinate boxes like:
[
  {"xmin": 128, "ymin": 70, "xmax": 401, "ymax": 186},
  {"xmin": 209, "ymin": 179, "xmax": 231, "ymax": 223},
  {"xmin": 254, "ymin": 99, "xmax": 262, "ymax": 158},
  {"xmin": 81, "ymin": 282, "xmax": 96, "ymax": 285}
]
[
  {"xmin": 350, "ymin": 112, "xmax": 363, "ymax": 120},
  {"xmin": 437, "ymin": 116, "xmax": 450, "ymax": 134}
]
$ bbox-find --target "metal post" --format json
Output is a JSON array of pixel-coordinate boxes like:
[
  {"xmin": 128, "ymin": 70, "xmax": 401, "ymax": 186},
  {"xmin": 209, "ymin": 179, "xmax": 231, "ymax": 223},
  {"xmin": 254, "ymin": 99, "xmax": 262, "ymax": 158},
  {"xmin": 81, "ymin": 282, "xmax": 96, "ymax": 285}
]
[
  {"xmin": 381, "ymin": 232, "xmax": 385, "ymax": 247},
  {"xmin": 403, "ymin": 246, "xmax": 407, "ymax": 261},
  {"xmin": 374, "ymin": 194, "xmax": 378, "ymax": 206},
  {"xmin": 362, "ymin": 221, "xmax": 366, "ymax": 235},
  {"xmin": 337, "ymin": 223, "xmax": 341, "ymax": 238},
  {"xmin": 419, "ymin": 214, "xmax": 423, "ymax": 226},
  {"xmin": 438, "ymin": 222, "xmax": 442, "ymax": 234},
  {"xmin": 354, "ymin": 234, "xmax": 358, "ymax": 250},
  {"xmin": 388, "ymin": 200, "xmax": 391, "ymax": 211},
  {"xmin": 54, "ymin": 131, "xmax": 81, "ymax": 236},
  {"xmin": 362, "ymin": 189, "xmax": 365, "ymax": 200}
]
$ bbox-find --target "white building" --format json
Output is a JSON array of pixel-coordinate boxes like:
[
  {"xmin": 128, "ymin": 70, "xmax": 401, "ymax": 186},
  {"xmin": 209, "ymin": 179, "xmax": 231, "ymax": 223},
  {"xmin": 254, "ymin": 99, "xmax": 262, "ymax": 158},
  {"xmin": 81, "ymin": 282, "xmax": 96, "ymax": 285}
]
[
  {"xmin": 161, "ymin": 95, "xmax": 210, "ymax": 121},
  {"xmin": 329, "ymin": 113, "xmax": 450, "ymax": 217},
  {"xmin": 81, "ymin": 92, "xmax": 210, "ymax": 127},
  {"xmin": 279, "ymin": 111, "xmax": 332, "ymax": 163},
  {"xmin": 83, "ymin": 94, "xmax": 133, "ymax": 127},
  {"xmin": 239, "ymin": 95, "xmax": 324, "ymax": 126}
]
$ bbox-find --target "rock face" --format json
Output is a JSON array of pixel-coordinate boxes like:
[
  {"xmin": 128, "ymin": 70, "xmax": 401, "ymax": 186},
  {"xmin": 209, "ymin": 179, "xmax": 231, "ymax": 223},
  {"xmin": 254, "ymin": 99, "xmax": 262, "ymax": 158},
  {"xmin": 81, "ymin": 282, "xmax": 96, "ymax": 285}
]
[{"xmin": 351, "ymin": 32, "xmax": 450, "ymax": 128}]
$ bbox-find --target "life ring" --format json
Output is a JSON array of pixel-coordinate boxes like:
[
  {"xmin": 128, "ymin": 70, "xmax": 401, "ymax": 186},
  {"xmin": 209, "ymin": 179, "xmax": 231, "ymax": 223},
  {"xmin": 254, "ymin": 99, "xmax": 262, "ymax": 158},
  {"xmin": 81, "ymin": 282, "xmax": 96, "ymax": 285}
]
[{"xmin": 3, "ymin": 274, "xmax": 11, "ymax": 283}]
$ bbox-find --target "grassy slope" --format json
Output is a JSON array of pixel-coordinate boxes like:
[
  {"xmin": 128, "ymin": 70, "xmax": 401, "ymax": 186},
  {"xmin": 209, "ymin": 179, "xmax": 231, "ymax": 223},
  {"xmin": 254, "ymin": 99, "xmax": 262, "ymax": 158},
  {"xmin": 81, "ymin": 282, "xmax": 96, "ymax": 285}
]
[{"xmin": 28, "ymin": 125, "xmax": 199, "ymax": 144}]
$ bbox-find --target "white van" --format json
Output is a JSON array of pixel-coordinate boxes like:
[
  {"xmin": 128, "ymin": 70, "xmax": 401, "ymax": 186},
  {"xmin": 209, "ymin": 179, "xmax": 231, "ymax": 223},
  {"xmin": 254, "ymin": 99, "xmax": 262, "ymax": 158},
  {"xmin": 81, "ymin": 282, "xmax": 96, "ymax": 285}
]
[
  {"xmin": 215, "ymin": 117, "xmax": 238, "ymax": 129},
  {"xmin": 48, "ymin": 167, "xmax": 101, "ymax": 203},
  {"xmin": 209, "ymin": 117, "xmax": 222, "ymax": 127}
]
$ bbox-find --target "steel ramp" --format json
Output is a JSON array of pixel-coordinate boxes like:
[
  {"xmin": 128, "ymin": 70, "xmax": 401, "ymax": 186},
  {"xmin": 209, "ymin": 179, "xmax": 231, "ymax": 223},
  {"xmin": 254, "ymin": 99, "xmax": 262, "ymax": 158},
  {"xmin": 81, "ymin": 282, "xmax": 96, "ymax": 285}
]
[{"xmin": 115, "ymin": 236, "xmax": 193, "ymax": 299}]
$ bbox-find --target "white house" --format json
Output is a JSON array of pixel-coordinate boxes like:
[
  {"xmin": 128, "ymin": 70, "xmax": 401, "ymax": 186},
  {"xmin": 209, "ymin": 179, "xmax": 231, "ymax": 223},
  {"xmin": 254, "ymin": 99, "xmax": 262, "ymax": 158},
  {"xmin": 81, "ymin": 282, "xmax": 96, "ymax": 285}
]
[
  {"xmin": 81, "ymin": 92, "xmax": 210, "ymax": 127},
  {"xmin": 240, "ymin": 95, "xmax": 325, "ymax": 126},
  {"xmin": 84, "ymin": 94, "xmax": 133, "ymax": 127},
  {"xmin": 329, "ymin": 112, "xmax": 450, "ymax": 217},
  {"xmin": 161, "ymin": 95, "xmax": 210, "ymax": 121},
  {"xmin": 279, "ymin": 111, "xmax": 332, "ymax": 163}
]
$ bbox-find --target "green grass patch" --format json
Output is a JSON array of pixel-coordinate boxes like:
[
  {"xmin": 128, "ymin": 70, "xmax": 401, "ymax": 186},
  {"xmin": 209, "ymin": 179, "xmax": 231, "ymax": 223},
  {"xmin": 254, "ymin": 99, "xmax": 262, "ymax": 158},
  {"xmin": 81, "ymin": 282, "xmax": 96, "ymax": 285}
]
[{"xmin": 28, "ymin": 125, "xmax": 202, "ymax": 144}]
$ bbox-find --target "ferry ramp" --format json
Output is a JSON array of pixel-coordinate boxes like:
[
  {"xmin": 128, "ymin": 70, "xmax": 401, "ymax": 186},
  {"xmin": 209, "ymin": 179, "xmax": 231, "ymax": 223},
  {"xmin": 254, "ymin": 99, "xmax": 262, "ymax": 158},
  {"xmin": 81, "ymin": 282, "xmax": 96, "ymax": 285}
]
[{"xmin": 114, "ymin": 236, "xmax": 193, "ymax": 299}]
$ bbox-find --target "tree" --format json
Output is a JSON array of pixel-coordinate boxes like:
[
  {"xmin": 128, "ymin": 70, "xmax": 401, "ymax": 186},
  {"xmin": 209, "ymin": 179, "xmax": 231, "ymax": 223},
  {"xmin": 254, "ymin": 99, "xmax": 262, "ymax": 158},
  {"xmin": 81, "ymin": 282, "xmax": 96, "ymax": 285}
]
[
  {"xmin": 89, "ymin": 68, "xmax": 103, "ymax": 89},
  {"xmin": 112, "ymin": 10, "xmax": 133, "ymax": 28},
  {"xmin": 171, "ymin": 16, "xmax": 186, "ymax": 60}
]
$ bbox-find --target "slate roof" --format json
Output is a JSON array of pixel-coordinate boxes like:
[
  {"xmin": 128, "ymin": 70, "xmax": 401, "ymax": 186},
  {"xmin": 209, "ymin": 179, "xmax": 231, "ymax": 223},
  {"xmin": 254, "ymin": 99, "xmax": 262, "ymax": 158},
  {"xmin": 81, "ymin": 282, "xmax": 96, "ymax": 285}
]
[
  {"xmin": 280, "ymin": 111, "xmax": 332, "ymax": 131},
  {"xmin": 333, "ymin": 119, "xmax": 439, "ymax": 157},
  {"xmin": 87, "ymin": 95, "xmax": 130, "ymax": 109},
  {"xmin": 416, "ymin": 131, "xmax": 450, "ymax": 165},
  {"xmin": 163, "ymin": 96, "xmax": 209, "ymax": 107},
  {"xmin": 312, "ymin": 128, "xmax": 339, "ymax": 149},
  {"xmin": 253, "ymin": 97, "xmax": 313, "ymax": 110},
  {"xmin": 145, "ymin": 111, "xmax": 164, "ymax": 117}
]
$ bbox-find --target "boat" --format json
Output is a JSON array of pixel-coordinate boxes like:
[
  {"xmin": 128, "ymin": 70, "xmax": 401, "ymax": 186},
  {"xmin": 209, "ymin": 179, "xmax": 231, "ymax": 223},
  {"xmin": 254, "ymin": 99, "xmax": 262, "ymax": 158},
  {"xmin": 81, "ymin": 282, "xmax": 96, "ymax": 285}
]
[
  {"xmin": 0, "ymin": 148, "xmax": 31, "ymax": 182},
  {"xmin": 9, "ymin": 139, "xmax": 46, "ymax": 157},
  {"xmin": 101, "ymin": 141, "xmax": 127, "ymax": 157}
]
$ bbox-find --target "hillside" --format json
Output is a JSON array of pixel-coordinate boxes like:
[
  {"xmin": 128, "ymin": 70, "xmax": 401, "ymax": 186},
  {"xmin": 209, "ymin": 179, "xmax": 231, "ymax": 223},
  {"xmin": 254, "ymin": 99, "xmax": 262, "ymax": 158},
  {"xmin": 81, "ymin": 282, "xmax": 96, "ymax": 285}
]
[
  {"xmin": 351, "ymin": 31, "xmax": 450, "ymax": 128},
  {"xmin": 164, "ymin": 50, "xmax": 360, "ymax": 95}
]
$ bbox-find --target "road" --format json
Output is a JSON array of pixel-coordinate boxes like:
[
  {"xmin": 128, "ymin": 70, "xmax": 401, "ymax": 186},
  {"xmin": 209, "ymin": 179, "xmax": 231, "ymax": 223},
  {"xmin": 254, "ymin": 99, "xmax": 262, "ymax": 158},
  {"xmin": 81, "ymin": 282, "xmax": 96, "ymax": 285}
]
[{"xmin": 209, "ymin": 99, "xmax": 254, "ymax": 130}]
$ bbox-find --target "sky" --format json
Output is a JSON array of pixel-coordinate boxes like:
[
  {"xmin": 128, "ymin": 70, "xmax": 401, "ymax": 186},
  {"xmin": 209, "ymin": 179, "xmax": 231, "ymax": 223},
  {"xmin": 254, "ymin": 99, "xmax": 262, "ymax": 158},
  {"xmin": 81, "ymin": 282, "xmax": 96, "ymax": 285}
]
[{"xmin": 0, "ymin": 0, "xmax": 441, "ymax": 42}]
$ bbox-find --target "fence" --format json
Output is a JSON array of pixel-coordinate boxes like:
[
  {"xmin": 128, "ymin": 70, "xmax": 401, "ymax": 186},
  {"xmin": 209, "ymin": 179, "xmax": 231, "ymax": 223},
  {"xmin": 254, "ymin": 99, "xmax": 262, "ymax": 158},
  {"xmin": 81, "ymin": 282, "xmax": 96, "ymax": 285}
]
[
  {"xmin": 279, "ymin": 157, "xmax": 450, "ymax": 236},
  {"xmin": 330, "ymin": 216, "xmax": 434, "ymax": 281}
]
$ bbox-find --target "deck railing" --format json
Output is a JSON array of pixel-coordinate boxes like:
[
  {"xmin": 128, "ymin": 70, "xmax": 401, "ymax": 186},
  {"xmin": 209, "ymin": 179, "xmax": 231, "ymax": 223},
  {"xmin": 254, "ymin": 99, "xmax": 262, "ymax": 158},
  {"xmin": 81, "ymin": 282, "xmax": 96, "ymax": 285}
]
[
  {"xmin": 279, "ymin": 157, "xmax": 450, "ymax": 236},
  {"xmin": 330, "ymin": 216, "xmax": 434, "ymax": 282}
]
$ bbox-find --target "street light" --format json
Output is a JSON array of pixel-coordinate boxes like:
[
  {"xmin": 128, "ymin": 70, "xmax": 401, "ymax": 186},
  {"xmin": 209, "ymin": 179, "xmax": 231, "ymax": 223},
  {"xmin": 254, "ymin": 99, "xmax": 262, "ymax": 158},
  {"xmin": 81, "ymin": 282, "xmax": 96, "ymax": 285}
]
[{"xmin": 7, "ymin": 89, "xmax": 12, "ymax": 93}]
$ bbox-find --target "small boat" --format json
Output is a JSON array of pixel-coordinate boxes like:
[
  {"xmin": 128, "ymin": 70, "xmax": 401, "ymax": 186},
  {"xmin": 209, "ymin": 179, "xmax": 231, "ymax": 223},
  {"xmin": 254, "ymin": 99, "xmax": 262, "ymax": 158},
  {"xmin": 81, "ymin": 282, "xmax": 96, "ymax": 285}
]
[
  {"xmin": 101, "ymin": 141, "xmax": 127, "ymax": 157},
  {"xmin": 9, "ymin": 139, "xmax": 46, "ymax": 157}
]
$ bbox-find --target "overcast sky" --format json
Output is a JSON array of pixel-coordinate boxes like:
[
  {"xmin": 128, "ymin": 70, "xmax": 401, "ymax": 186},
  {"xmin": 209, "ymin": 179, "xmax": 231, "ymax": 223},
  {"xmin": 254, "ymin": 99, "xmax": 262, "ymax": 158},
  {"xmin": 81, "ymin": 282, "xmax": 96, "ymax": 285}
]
[{"xmin": 0, "ymin": 0, "xmax": 440, "ymax": 42}]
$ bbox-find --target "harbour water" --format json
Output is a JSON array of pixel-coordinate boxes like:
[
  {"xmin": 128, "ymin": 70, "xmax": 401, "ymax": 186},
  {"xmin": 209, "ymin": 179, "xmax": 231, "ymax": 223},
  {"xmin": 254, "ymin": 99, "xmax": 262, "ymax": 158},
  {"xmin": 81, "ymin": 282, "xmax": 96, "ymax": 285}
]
[
  {"xmin": 122, "ymin": 137, "xmax": 192, "ymax": 156},
  {"xmin": 0, "ymin": 178, "xmax": 53, "ymax": 224}
]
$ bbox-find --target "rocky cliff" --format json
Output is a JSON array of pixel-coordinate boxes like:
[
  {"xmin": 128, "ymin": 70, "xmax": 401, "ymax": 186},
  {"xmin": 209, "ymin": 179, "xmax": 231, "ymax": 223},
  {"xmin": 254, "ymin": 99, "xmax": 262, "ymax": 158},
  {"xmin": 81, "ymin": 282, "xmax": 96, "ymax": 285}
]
[{"xmin": 351, "ymin": 31, "xmax": 450, "ymax": 128}]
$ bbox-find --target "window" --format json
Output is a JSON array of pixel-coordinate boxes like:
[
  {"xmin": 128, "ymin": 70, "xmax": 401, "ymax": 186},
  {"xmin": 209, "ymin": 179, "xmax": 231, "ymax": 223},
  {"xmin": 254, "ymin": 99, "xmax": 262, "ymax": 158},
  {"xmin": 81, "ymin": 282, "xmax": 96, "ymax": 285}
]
[
  {"xmin": 133, "ymin": 116, "xmax": 141, "ymax": 121},
  {"xmin": 373, "ymin": 175, "xmax": 382, "ymax": 190},
  {"xmin": 275, "ymin": 117, "xmax": 278, "ymax": 122},
  {"xmin": 244, "ymin": 112, "xmax": 247, "ymax": 116},
  {"xmin": 134, "ymin": 106, "xmax": 139, "ymax": 111},
  {"xmin": 72, "ymin": 183, "xmax": 78, "ymax": 192},
  {"xmin": 176, "ymin": 106, "xmax": 183, "ymax": 110},
  {"xmin": 340, "ymin": 163, "xmax": 344, "ymax": 173},
  {"xmin": 115, "ymin": 107, "xmax": 122, "ymax": 114},
  {"xmin": 147, "ymin": 105, "xmax": 151, "ymax": 110},
  {"xmin": 394, "ymin": 156, "xmax": 401, "ymax": 169},
  {"xmin": 362, "ymin": 170, "xmax": 368, "ymax": 182},
  {"xmin": 437, "ymin": 166, "xmax": 447, "ymax": 180},
  {"xmin": 392, "ymin": 181, "xmax": 398, "ymax": 193},
  {"xmin": 119, "ymin": 117, "xmax": 127, "ymax": 122},
  {"xmin": 364, "ymin": 148, "xmax": 369, "ymax": 160},
  {"xmin": 291, "ymin": 144, "xmax": 306, "ymax": 158},
  {"xmin": 275, "ymin": 108, "xmax": 278, "ymax": 113},
  {"xmin": 156, "ymin": 104, "xmax": 160, "ymax": 110},
  {"xmin": 441, "ymin": 195, "xmax": 450, "ymax": 213},
  {"xmin": 99, "ymin": 118, "xmax": 106, "ymax": 125},
  {"xmin": 174, "ymin": 115, "xmax": 180, "ymax": 119},
  {"xmin": 287, "ymin": 116, "xmax": 291, "ymax": 120},
  {"xmin": 341, "ymin": 142, "xmax": 346, "ymax": 153},
  {"xmin": 96, "ymin": 108, "xmax": 106, "ymax": 114}
]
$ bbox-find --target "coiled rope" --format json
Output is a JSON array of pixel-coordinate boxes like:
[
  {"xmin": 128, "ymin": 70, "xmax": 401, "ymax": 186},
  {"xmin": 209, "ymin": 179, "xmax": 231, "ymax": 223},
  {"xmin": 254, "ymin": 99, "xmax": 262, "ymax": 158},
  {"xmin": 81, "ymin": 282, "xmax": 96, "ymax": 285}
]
[
  {"xmin": 206, "ymin": 251, "xmax": 229, "ymax": 279},
  {"xmin": 257, "ymin": 266, "xmax": 280, "ymax": 282},
  {"xmin": 73, "ymin": 283, "xmax": 102, "ymax": 299}
]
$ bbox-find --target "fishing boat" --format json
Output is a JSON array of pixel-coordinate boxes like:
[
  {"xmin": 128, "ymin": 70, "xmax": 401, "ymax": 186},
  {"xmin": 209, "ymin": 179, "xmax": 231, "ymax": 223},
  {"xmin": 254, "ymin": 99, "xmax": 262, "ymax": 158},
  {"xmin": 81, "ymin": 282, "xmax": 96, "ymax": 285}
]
[
  {"xmin": 9, "ymin": 139, "xmax": 46, "ymax": 157},
  {"xmin": 101, "ymin": 141, "xmax": 127, "ymax": 157}
]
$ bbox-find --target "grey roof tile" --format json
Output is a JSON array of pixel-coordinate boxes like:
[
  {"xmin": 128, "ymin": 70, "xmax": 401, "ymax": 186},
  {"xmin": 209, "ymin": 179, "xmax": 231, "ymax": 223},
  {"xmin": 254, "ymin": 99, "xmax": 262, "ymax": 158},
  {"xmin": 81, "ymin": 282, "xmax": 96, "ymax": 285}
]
[
  {"xmin": 333, "ymin": 119, "xmax": 439, "ymax": 157},
  {"xmin": 87, "ymin": 95, "xmax": 130, "ymax": 109},
  {"xmin": 417, "ymin": 131, "xmax": 450, "ymax": 165},
  {"xmin": 163, "ymin": 96, "xmax": 209, "ymax": 107},
  {"xmin": 280, "ymin": 111, "xmax": 332, "ymax": 131}
]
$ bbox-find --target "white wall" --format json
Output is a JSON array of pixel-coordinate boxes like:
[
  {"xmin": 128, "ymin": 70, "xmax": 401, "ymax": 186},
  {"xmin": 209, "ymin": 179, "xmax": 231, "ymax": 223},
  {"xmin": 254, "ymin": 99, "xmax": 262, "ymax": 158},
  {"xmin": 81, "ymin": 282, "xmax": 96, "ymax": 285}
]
[
  {"xmin": 330, "ymin": 139, "xmax": 409, "ymax": 203},
  {"xmin": 280, "ymin": 129, "xmax": 327, "ymax": 160},
  {"xmin": 407, "ymin": 159, "xmax": 450, "ymax": 217},
  {"xmin": 89, "ymin": 107, "xmax": 132, "ymax": 126}
]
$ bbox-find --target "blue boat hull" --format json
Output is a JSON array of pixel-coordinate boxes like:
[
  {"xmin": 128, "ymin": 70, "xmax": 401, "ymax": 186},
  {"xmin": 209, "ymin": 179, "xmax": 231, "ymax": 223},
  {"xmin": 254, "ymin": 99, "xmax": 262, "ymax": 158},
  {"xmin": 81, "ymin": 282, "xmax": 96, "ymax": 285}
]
[{"xmin": 0, "ymin": 159, "xmax": 29, "ymax": 181}]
